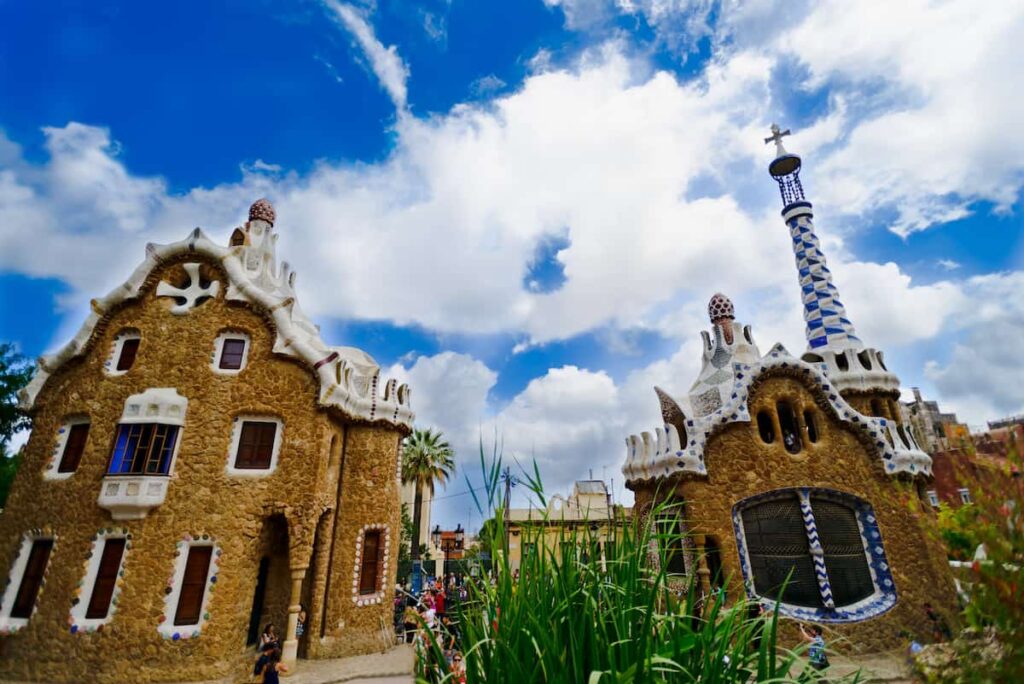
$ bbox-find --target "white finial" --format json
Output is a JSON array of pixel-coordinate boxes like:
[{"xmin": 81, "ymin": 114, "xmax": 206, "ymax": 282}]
[{"xmin": 764, "ymin": 123, "xmax": 791, "ymax": 158}]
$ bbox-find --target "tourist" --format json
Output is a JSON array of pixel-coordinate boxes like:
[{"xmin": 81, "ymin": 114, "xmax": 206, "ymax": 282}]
[
  {"xmin": 451, "ymin": 651, "xmax": 467, "ymax": 684},
  {"xmin": 924, "ymin": 603, "xmax": 952, "ymax": 642},
  {"xmin": 254, "ymin": 624, "xmax": 280, "ymax": 678},
  {"xmin": 257, "ymin": 646, "xmax": 288, "ymax": 684},
  {"xmin": 799, "ymin": 623, "xmax": 829, "ymax": 674},
  {"xmin": 259, "ymin": 623, "xmax": 279, "ymax": 650},
  {"xmin": 434, "ymin": 584, "xmax": 446, "ymax": 620},
  {"xmin": 295, "ymin": 606, "xmax": 307, "ymax": 639}
]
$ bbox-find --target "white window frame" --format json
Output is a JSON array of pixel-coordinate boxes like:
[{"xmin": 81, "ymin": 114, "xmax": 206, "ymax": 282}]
[
  {"xmin": 210, "ymin": 331, "xmax": 251, "ymax": 375},
  {"xmin": 958, "ymin": 488, "xmax": 972, "ymax": 505},
  {"xmin": 105, "ymin": 330, "xmax": 142, "ymax": 376},
  {"xmin": 226, "ymin": 416, "xmax": 283, "ymax": 476},
  {"xmin": 44, "ymin": 416, "xmax": 90, "ymax": 481},
  {"xmin": 927, "ymin": 490, "xmax": 939, "ymax": 507},
  {"xmin": 351, "ymin": 524, "xmax": 390, "ymax": 606},
  {"xmin": 158, "ymin": 538, "xmax": 219, "ymax": 639},
  {"xmin": 70, "ymin": 531, "xmax": 129, "ymax": 632},
  {"xmin": 0, "ymin": 531, "xmax": 57, "ymax": 632}
]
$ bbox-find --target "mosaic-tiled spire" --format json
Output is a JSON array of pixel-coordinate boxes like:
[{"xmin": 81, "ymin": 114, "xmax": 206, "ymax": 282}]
[{"xmin": 765, "ymin": 124, "xmax": 862, "ymax": 352}]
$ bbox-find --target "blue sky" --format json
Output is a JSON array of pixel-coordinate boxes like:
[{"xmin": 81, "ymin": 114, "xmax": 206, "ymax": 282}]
[{"xmin": 2, "ymin": 0, "xmax": 1023, "ymax": 527}]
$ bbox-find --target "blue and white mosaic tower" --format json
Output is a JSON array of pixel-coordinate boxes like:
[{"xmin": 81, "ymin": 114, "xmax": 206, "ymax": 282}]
[{"xmin": 766, "ymin": 125, "xmax": 899, "ymax": 394}]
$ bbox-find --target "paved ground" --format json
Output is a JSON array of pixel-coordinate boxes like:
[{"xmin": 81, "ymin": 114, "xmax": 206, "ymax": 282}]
[
  {"xmin": 791, "ymin": 649, "xmax": 915, "ymax": 682},
  {"xmin": 284, "ymin": 644, "xmax": 414, "ymax": 684}
]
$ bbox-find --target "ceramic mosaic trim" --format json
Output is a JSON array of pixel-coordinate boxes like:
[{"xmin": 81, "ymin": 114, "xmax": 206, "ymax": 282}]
[
  {"xmin": 18, "ymin": 224, "xmax": 413, "ymax": 429},
  {"xmin": 43, "ymin": 416, "xmax": 89, "ymax": 480},
  {"xmin": 68, "ymin": 528, "xmax": 132, "ymax": 633},
  {"xmin": 623, "ymin": 343, "xmax": 932, "ymax": 484},
  {"xmin": 157, "ymin": 534, "xmax": 221, "ymax": 641},
  {"xmin": 351, "ymin": 524, "xmax": 390, "ymax": 606},
  {"xmin": 104, "ymin": 329, "xmax": 141, "ymax": 377},
  {"xmin": 0, "ymin": 528, "xmax": 57, "ymax": 634},
  {"xmin": 732, "ymin": 487, "xmax": 897, "ymax": 624}
]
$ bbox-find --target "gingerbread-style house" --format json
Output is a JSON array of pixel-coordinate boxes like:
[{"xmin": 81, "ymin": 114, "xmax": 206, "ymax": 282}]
[
  {"xmin": 0, "ymin": 200, "xmax": 412, "ymax": 682},
  {"xmin": 622, "ymin": 129, "xmax": 957, "ymax": 652}
]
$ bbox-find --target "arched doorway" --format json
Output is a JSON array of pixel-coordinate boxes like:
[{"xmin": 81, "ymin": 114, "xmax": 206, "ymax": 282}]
[{"xmin": 246, "ymin": 514, "xmax": 291, "ymax": 648}]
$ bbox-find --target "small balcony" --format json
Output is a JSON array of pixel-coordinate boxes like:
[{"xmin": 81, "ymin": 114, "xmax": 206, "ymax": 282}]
[{"xmin": 98, "ymin": 474, "xmax": 169, "ymax": 520}]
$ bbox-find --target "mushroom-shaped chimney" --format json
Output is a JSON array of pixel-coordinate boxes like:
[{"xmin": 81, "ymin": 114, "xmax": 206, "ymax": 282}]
[{"xmin": 249, "ymin": 198, "xmax": 276, "ymax": 226}]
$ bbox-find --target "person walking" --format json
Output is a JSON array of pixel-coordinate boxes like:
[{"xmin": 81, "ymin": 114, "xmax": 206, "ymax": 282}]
[
  {"xmin": 257, "ymin": 646, "xmax": 288, "ymax": 684},
  {"xmin": 799, "ymin": 623, "xmax": 830, "ymax": 679}
]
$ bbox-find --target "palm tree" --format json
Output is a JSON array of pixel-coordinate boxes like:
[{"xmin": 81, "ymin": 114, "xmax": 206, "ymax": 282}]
[{"xmin": 401, "ymin": 428, "xmax": 455, "ymax": 583}]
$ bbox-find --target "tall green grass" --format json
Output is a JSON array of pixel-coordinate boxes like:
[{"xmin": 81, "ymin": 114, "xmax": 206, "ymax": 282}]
[{"xmin": 415, "ymin": 446, "xmax": 847, "ymax": 683}]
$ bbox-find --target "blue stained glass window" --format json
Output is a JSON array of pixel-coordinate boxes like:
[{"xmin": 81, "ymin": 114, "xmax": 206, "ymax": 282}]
[{"xmin": 107, "ymin": 423, "xmax": 179, "ymax": 475}]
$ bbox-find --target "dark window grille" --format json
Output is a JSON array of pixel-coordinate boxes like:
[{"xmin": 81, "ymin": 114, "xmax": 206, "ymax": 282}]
[
  {"xmin": 757, "ymin": 411, "xmax": 775, "ymax": 443},
  {"xmin": 234, "ymin": 421, "xmax": 277, "ymax": 469},
  {"xmin": 85, "ymin": 538, "xmax": 126, "ymax": 619},
  {"xmin": 58, "ymin": 423, "xmax": 90, "ymax": 473},
  {"xmin": 777, "ymin": 402, "xmax": 802, "ymax": 454},
  {"xmin": 740, "ymin": 491, "xmax": 877, "ymax": 610},
  {"xmin": 359, "ymin": 531, "xmax": 381, "ymax": 595},
  {"xmin": 657, "ymin": 503, "xmax": 688, "ymax": 575},
  {"xmin": 804, "ymin": 410, "xmax": 819, "ymax": 443},
  {"xmin": 10, "ymin": 539, "xmax": 54, "ymax": 619},
  {"xmin": 811, "ymin": 497, "xmax": 874, "ymax": 607},
  {"xmin": 218, "ymin": 338, "xmax": 247, "ymax": 370},
  {"xmin": 116, "ymin": 338, "xmax": 140, "ymax": 371},
  {"xmin": 107, "ymin": 423, "xmax": 180, "ymax": 475}
]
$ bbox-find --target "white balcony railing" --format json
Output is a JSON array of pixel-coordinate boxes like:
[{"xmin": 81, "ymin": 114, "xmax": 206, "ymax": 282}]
[{"xmin": 97, "ymin": 475, "xmax": 169, "ymax": 520}]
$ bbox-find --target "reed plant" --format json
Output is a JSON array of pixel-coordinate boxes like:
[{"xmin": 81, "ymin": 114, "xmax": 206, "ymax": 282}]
[{"xmin": 414, "ymin": 445, "xmax": 851, "ymax": 683}]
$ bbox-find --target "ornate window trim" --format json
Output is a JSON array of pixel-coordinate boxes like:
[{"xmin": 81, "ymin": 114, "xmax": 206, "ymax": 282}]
[
  {"xmin": 351, "ymin": 524, "xmax": 390, "ymax": 606},
  {"xmin": 105, "ymin": 329, "xmax": 142, "ymax": 376},
  {"xmin": 210, "ymin": 330, "xmax": 251, "ymax": 375},
  {"xmin": 158, "ymin": 535, "xmax": 221, "ymax": 640},
  {"xmin": 69, "ymin": 528, "xmax": 131, "ymax": 633},
  {"xmin": 44, "ymin": 415, "xmax": 90, "ymax": 480},
  {"xmin": 225, "ymin": 415, "xmax": 283, "ymax": 476},
  {"xmin": 732, "ymin": 487, "xmax": 896, "ymax": 623},
  {"xmin": 0, "ymin": 528, "xmax": 57, "ymax": 633}
]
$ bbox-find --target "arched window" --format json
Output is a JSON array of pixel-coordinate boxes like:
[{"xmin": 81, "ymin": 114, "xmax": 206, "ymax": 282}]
[
  {"xmin": 857, "ymin": 350, "xmax": 873, "ymax": 371},
  {"xmin": 655, "ymin": 501, "xmax": 688, "ymax": 576},
  {"xmin": 733, "ymin": 488, "xmax": 895, "ymax": 622},
  {"xmin": 776, "ymin": 401, "xmax": 802, "ymax": 454},
  {"xmin": 756, "ymin": 411, "xmax": 775, "ymax": 444},
  {"xmin": 870, "ymin": 399, "xmax": 886, "ymax": 418},
  {"xmin": 835, "ymin": 352, "xmax": 849, "ymax": 372},
  {"xmin": 804, "ymin": 410, "xmax": 819, "ymax": 444}
]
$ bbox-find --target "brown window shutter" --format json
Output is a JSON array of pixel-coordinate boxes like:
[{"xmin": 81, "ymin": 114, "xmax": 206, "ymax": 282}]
[
  {"xmin": 174, "ymin": 546, "xmax": 213, "ymax": 625},
  {"xmin": 10, "ymin": 539, "xmax": 54, "ymax": 619},
  {"xmin": 116, "ymin": 338, "xmax": 140, "ymax": 371},
  {"xmin": 58, "ymin": 423, "xmax": 90, "ymax": 473},
  {"xmin": 359, "ymin": 531, "xmax": 381, "ymax": 595},
  {"xmin": 85, "ymin": 538, "xmax": 127, "ymax": 619},
  {"xmin": 235, "ymin": 422, "xmax": 277, "ymax": 469},
  {"xmin": 218, "ymin": 339, "xmax": 247, "ymax": 370}
]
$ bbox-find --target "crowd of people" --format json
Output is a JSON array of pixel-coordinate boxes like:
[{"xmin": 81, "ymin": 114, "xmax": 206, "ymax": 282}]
[{"xmin": 395, "ymin": 572, "xmax": 471, "ymax": 683}]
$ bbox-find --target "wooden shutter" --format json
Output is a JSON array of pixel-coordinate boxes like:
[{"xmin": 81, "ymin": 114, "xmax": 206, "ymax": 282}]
[
  {"xmin": 218, "ymin": 339, "xmax": 246, "ymax": 370},
  {"xmin": 116, "ymin": 338, "xmax": 140, "ymax": 371},
  {"xmin": 58, "ymin": 423, "xmax": 90, "ymax": 473},
  {"xmin": 359, "ymin": 531, "xmax": 381, "ymax": 595},
  {"xmin": 10, "ymin": 539, "xmax": 54, "ymax": 619},
  {"xmin": 235, "ymin": 422, "xmax": 277, "ymax": 469},
  {"xmin": 174, "ymin": 546, "xmax": 213, "ymax": 625},
  {"xmin": 85, "ymin": 538, "xmax": 127, "ymax": 619}
]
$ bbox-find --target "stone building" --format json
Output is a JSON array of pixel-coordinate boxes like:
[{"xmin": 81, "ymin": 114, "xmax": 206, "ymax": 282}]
[
  {"xmin": 622, "ymin": 127, "xmax": 957, "ymax": 652},
  {"xmin": 504, "ymin": 480, "xmax": 631, "ymax": 574},
  {"xmin": 903, "ymin": 388, "xmax": 971, "ymax": 453},
  {"xmin": 0, "ymin": 201, "xmax": 413, "ymax": 682}
]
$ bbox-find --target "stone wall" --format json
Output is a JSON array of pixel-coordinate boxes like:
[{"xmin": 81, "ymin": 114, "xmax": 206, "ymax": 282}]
[
  {"xmin": 311, "ymin": 425, "xmax": 402, "ymax": 659},
  {"xmin": 0, "ymin": 257, "xmax": 403, "ymax": 682},
  {"xmin": 633, "ymin": 373, "xmax": 958, "ymax": 653}
]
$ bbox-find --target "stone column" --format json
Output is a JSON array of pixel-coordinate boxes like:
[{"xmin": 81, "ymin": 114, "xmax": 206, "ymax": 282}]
[{"xmin": 281, "ymin": 566, "xmax": 307, "ymax": 675}]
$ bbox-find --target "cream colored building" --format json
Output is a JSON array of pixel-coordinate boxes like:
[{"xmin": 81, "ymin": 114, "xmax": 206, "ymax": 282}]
[{"xmin": 505, "ymin": 480, "xmax": 630, "ymax": 573}]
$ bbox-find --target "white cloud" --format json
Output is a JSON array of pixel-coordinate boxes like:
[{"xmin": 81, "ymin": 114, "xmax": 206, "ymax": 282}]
[
  {"xmin": 937, "ymin": 259, "xmax": 961, "ymax": 272},
  {"xmin": 324, "ymin": 0, "xmax": 410, "ymax": 111}
]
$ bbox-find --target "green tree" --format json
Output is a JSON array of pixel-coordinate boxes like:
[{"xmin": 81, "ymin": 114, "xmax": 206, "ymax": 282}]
[
  {"xmin": 401, "ymin": 428, "xmax": 455, "ymax": 570},
  {"xmin": 398, "ymin": 502, "xmax": 414, "ymax": 564},
  {"xmin": 0, "ymin": 343, "xmax": 34, "ymax": 507}
]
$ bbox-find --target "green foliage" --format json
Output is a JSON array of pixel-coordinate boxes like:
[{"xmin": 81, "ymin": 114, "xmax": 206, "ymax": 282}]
[
  {"xmin": 936, "ymin": 503, "xmax": 981, "ymax": 561},
  {"xmin": 400, "ymin": 503, "xmax": 415, "ymax": 564},
  {"xmin": 414, "ymin": 441, "xmax": 844, "ymax": 683},
  {"xmin": 402, "ymin": 428, "xmax": 456, "ymax": 562},
  {"xmin": 0, "ymin": 343, "xmax": 33, "ymax": 508},
  {"xmin": 0, "ymin": 343, "xmax": 33, "ymax": 446}
]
